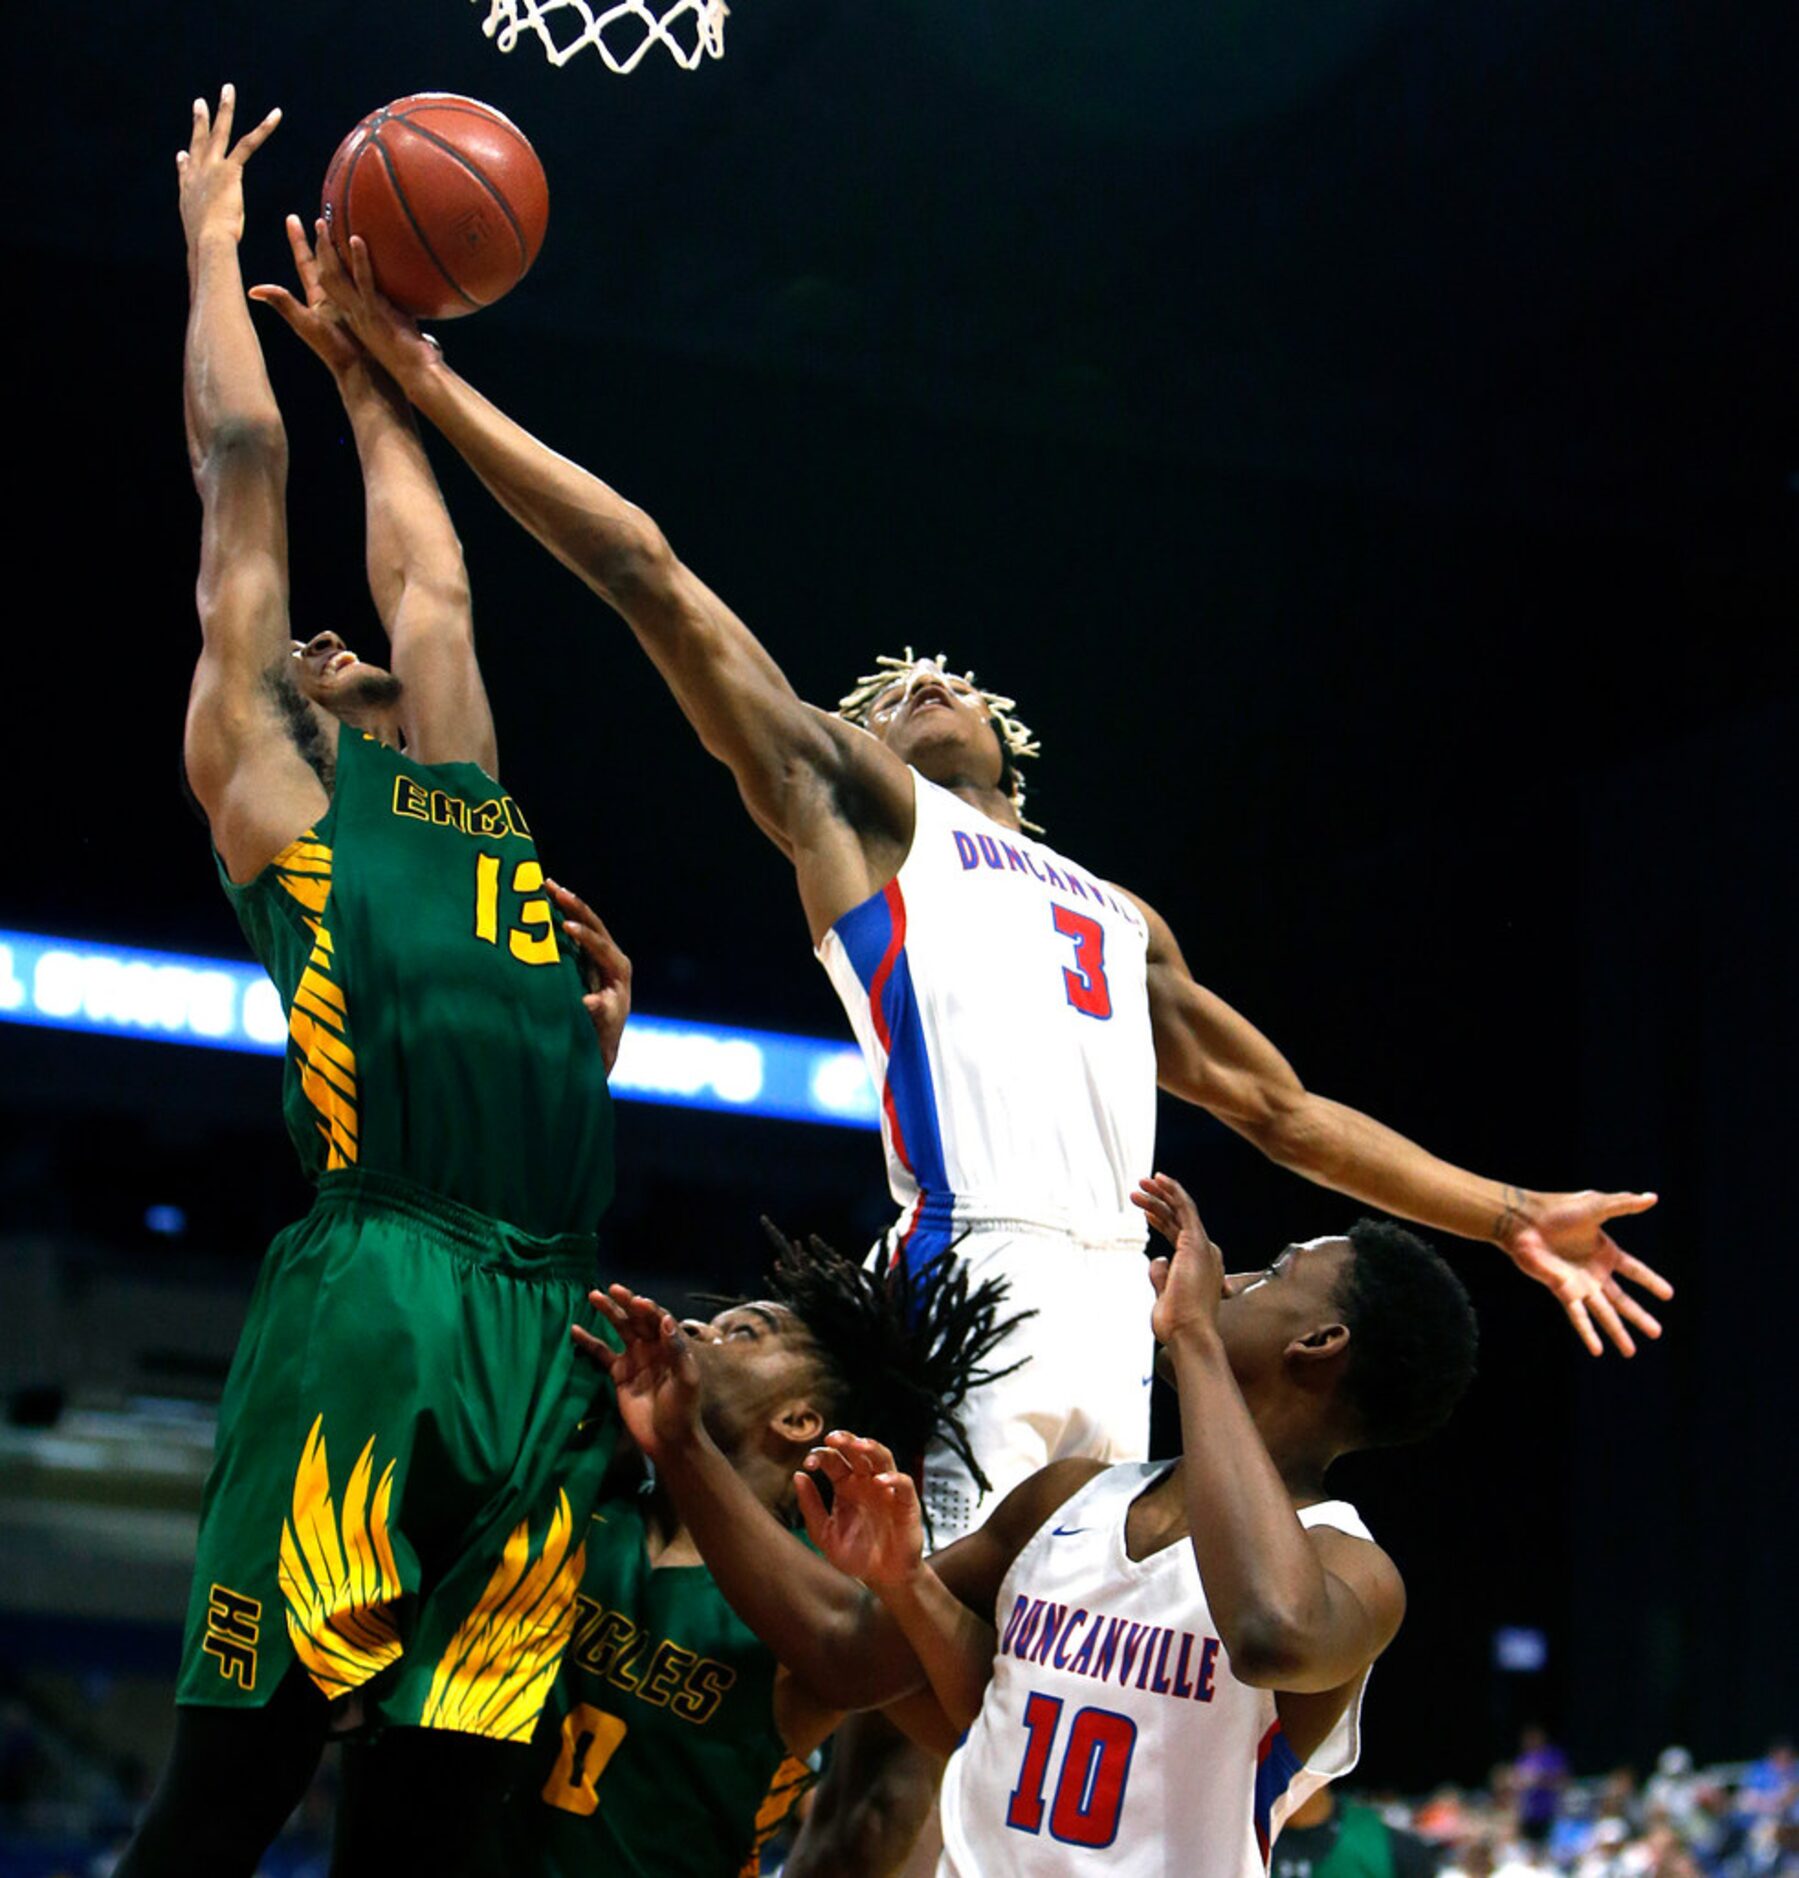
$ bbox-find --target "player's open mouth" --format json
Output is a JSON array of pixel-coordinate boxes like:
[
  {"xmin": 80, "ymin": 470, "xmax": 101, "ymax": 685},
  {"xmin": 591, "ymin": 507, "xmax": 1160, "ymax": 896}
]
[{"xmin": 324, "ymin": 651, "xmax": 357, "ymax": 677}]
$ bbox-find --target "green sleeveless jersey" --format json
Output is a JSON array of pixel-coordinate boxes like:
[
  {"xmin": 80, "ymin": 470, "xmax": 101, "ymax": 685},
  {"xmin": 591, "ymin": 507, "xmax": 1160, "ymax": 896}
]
[
  {"xmin": 219, "ymin": 729, "xmax": 614, "ymax": 1236},
  {"xmin": 512, "ymin": 1487, "xmax": 813, "ymax": 1877}
]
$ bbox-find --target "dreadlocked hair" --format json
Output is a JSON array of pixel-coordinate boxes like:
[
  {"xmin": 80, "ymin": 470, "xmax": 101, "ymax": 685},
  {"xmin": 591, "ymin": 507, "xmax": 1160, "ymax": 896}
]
[
  {"xmin": 746, "ymin": 1221, "xmax": 1031, "ymax": 1518},
  {"xmin": 837, "ymin": 648, "xmax": 1044, "ymax": 832}
]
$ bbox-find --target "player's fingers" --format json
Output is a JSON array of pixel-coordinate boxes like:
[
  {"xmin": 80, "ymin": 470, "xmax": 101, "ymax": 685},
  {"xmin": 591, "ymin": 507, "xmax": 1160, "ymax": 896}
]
[
  {"xmin": 1613, "ymin": 1248, "xmax": 1674, "ymax": 1299},
  {"xmin": 233, "ymin": 106, "xmax": 282, "ymax": 163},
  {"xmin": 212, "ymin": 83, "xmax": 236, "ymax": 152},
  {"xmin": 1606, "ymin": 1283, "xmax": 1663, "ymax": 1340},
  {"xmin": 313, "ymin": 222, "xmax": 352, "ymax": 299},
  {"xmin": 1147, "ymin": 1255, "xmax": 1170, "ymax": 1297},
  {"xmin": 545, "ymin": 878, "xmax": 605, "ymax": 925},
  {"xmin": 246, "ymin": 284, "xmax": 303, "ymax": 326},
  {"xmin": 284, "ymin": 212, "xmax": 322, "ymax": 288},
  {"xmin": 827, "ymin": 1437, "xmax": 877, "ymax": 1477},
  {"xmin": 348, "ymin": 234, "xmax": 378, "ymax": 299},
  {"xmin": 1598, "ymin": 1190, "xmax": 1659, "ymax": 1221},
  {"xmin": 1588, "ymin": 1289, "xmax": 1636, "ymax": 1358},
  {"xmin": 874, "ymin": 1472, "xmax": 919, "ymax": 1511},
  {"xmin": 846, "ymin": 1435, "xmax": 899, "ymax": 1476},
  {"xmin": 1564, "ymin": 1295, "xmax": 1603, "ymax": 1358},
  {"xmin": 589, "ymin": 1288, "xmax": 628, "ymax": 1326},
  {"xmin": 795, "ymin": 1472, "xmax": 831, "ymax": 1547},
  {"xmin": 569, "ymin": 1323, "xmax": 619, "ymax": 1373},
  {"xmin": 1132, "ymin": 1191, "xmax": 1174, "ymax": 1241},
  {"xmin": 805, "ymin": 1447, "xmax": 854, "ymax": 1486}
]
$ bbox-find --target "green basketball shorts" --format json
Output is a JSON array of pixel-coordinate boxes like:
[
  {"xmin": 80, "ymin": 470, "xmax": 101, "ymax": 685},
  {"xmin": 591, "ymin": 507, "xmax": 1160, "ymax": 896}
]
[{"xmin": 176, "ymin": 1168, "xmax": 621, "ymax": 1741}]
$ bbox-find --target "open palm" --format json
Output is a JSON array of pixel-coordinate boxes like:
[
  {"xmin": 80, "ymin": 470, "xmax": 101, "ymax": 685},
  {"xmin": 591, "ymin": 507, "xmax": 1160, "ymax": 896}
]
[{"xmin": 1502, "ymin": 1190, "xmax": 1671, "ymax": 1356}]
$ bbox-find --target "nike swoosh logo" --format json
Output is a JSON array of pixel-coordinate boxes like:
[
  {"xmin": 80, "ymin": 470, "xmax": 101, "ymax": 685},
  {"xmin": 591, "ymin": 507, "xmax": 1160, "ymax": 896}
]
[{"xmin": 1050, "ymin": 1525, "xmax": 1089, "ymax": 1537}]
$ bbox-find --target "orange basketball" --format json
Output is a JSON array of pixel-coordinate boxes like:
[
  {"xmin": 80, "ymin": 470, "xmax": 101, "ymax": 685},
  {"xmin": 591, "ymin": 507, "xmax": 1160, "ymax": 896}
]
[{"xmin": 321, "ymin": 94, "xmax": 549, "ymax": 320}]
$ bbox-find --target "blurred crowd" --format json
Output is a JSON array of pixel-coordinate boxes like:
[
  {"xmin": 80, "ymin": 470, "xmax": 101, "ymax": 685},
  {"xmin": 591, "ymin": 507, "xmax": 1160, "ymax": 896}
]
[{"xmin": 1281, "ymin": 1733, "xmax": 1799, "ymax": 1878}]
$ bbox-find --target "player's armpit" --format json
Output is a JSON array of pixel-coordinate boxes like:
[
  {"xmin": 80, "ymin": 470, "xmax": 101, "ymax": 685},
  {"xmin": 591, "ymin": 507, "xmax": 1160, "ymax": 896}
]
[
  {"xmin": 929, "ymin": 1458, "xmax": 1109, "ymax": 1626},
  {"xmin": 185, "ymin": 660, "xmax": 331, "ymax": 883}
]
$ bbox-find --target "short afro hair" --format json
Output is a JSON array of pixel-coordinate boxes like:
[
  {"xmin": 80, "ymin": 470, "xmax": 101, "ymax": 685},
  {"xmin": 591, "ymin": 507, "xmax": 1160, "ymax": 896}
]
[{"xmin": 1332, "ymin": 1219, "xmax": 1478, "ymax": 1450}]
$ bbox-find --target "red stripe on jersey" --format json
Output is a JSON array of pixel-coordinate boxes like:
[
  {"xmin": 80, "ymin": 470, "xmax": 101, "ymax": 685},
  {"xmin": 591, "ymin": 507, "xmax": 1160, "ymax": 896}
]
[{"xmin": 866, "ymin": 880, "xmax": 915, "ymax": 1178}]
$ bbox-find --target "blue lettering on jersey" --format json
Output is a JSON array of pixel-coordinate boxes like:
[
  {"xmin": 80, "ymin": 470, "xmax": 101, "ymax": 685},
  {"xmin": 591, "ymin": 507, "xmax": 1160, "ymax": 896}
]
[
  {"xmin": 945, "ymin": 828, "xmax": 1145, "ymax": 931},
  {"xmin": 998, "ymin": 1586, "xmax": 1225, "ymax": 1708}
]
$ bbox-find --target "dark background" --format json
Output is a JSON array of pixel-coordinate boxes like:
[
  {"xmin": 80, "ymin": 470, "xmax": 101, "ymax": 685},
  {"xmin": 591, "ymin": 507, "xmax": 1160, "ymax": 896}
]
[{"xmin": 4, "ymin": 0, "xmax": 1796, "ymax": 1791}]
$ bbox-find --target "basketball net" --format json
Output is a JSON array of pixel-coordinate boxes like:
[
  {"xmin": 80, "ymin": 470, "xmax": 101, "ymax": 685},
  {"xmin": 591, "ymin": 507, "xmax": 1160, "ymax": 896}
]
[{"xmin": 473, "ymin": 0, "xmax": 729, "ymax": 72}]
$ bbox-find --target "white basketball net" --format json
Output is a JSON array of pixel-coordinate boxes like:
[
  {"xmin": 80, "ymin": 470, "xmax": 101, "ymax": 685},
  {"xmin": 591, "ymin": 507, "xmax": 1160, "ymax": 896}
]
[{"xmin": 474, "ymin": 0, "xmax": 729, "ymax": 72}]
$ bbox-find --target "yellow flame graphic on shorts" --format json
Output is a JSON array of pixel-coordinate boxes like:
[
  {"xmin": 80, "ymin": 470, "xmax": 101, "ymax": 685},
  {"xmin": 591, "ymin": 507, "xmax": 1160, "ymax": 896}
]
[
  {"xmin": 278, "ymin": 1415, "xmax": 405, "ymax": 1700},
  {"xmin": 420, "ymin": 1492, "xmax": 586, "ymax": 1741}
]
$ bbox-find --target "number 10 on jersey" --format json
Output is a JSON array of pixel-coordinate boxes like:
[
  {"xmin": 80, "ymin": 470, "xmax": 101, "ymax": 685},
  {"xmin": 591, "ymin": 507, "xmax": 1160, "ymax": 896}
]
[{"xmin": 1007, "ymin": 1691, "xmax": 1137, "ymax": 1848}]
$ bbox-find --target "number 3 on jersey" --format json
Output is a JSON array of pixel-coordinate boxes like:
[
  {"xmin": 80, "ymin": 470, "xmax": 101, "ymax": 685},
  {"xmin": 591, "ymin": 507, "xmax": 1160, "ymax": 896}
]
[
  {"xmin": 1053, "ymin": 904, "xmax": 1113, "ymax": 1019},
  {"xmin": 473, "ymin": 853, "xmax": 560, "ymax": 965}
]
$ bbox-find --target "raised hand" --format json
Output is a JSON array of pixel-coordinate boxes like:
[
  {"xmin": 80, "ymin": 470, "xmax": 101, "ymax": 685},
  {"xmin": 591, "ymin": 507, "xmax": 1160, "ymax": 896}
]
[
  {"xmin": 547, "ymin": 880, "xmax": 633, "ymax": 1074},
  {"xmin": 573, "ymin": 1285, "xmax": 702, "ymax": 1461},
  {"xmin": 1497, "ymin": 1188, "xmax": 1671, "ymax": 1357},
  {"xmin": 1132, "ymin": 1172, "xmax": 1226, "ymax": 1346},
  {"xmin": 177, "ymin": 86, "xmax": 282, "ymax": 255},
  {"xmin": 249, "ymin": 214, "xmax": 367, "ymax": 379},
  {"xmin": 794, "ymin": 1432, "xmax": 925, "ymax": 1592},
  {"xmin": 312, "ymin": 223, "xmax": 441, "ymax": 390}
]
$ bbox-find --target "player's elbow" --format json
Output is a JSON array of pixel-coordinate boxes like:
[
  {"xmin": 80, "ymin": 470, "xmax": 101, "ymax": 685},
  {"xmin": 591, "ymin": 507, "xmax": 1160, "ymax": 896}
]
[
  {"xmin": 1242, "ymin": 1086, "xmax": 1329, "ymax": 1175},
  {"xmin": 581, "ymin": 504, "xmax": 678, "ymax": 605},
  {"xmin": 195, "ymin": 416, "xmax": 288, "ymax": 486},
  {"xmin": 1217, "ymin": 1608, "xmax": 1320, "ymax": 1688}
]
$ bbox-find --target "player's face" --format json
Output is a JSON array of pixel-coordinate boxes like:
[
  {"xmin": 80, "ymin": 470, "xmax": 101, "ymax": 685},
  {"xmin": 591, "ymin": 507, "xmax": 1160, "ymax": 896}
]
[
  {"xmin": 1207, "ymin": 1236, "xmax": 1354, "ymax": 1382},
  {"xmin": 864, "ymin": 663, "xmax": 1003, "ymax": 783},
  {"xmin": 291, "ymin": 631, "xmax": 401, "ymax": 715},
  {"xmin": 681, "ymin": 1302, "xmax": 823, "ymax": 1448}
]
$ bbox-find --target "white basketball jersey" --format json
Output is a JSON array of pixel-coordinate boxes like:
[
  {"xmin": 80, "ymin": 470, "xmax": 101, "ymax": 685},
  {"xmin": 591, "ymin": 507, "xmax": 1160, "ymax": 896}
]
[
  {"xmin": 939, "ymin": 1465, "xmax": 1372, "ymax": 1878},
  {"xmin": 816, "ymin": 772, "xmax": 1157, "ymax": 1250}
]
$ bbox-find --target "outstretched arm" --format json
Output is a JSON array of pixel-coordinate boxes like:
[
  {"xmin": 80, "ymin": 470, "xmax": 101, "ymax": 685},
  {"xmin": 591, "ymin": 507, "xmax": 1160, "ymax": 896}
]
[
  {"xmin": 1129, "ymin": 891, "xmax": 1672, "ymax": 1357},
  {"xmin": 1134, "ymin": 1174, "xmax": 1404, "ymax": 1738},
  {"xmin": 313, "ymin": 234, "xmax": 910, "ymax": 932},
  {"xmin": 177, "ymin": 86, "xmax": 329, "ymax": 881},
  {"xmin": 250, "ymin": 216, "xmax": 492, "ymax": 769}
]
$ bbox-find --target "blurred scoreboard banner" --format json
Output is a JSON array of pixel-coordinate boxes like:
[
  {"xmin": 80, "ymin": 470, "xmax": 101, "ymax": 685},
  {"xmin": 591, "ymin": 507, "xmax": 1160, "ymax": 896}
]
[{"xmin": 0, "ymin": 929, "xmax": 880, "ymax": 1131}]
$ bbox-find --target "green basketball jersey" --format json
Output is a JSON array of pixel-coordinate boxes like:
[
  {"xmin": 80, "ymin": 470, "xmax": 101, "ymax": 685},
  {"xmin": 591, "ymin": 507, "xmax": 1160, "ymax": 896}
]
[
  {"xmin": 511, "ymin": 1487, "xmax": 814, "ymax": 1878},
  {"xmin": 219, "ymin": 729, "xmax": 614, "ymax": 1236}
]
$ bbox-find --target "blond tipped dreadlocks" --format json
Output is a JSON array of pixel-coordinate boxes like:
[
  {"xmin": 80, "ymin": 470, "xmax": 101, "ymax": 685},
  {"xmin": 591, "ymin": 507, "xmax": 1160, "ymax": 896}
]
[{"xmin": 837, "ymin": 649, "xmax": 1043, "ymax": 831}]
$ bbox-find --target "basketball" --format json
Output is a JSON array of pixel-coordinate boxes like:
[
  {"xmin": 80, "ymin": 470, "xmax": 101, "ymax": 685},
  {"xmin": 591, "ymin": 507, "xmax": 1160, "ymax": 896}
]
[{"xmin": 320, "ymin": 94, "xmax": 549, "ymax": 320}]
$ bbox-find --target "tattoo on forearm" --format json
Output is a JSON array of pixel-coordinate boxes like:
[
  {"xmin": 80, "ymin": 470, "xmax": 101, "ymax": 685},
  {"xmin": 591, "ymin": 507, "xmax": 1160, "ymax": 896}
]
[{"xmin": 1493, "ymin": 1184, "xmax": 1528, "ymax": 1243}]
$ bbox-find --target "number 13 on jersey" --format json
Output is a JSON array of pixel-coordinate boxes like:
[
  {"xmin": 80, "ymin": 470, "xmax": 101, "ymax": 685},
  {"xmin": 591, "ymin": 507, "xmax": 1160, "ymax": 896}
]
[{"xmin": 472, "ymin": 852, "xmax": 560, "ymax": 965}]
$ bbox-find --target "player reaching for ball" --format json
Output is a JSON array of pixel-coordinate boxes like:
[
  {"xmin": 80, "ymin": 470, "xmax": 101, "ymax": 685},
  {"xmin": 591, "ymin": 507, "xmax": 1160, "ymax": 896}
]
[
  {"xmin": 583, "ymin": 1173, "xmax": 1480, "ymax": 1878},
  {"xmin": 312, "ymin": 223, "xmax": 1671, "ymax": 1874},
  {"xmin": 120, "ymin": 90, "xmax": 630, "ymax": 1878}
]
